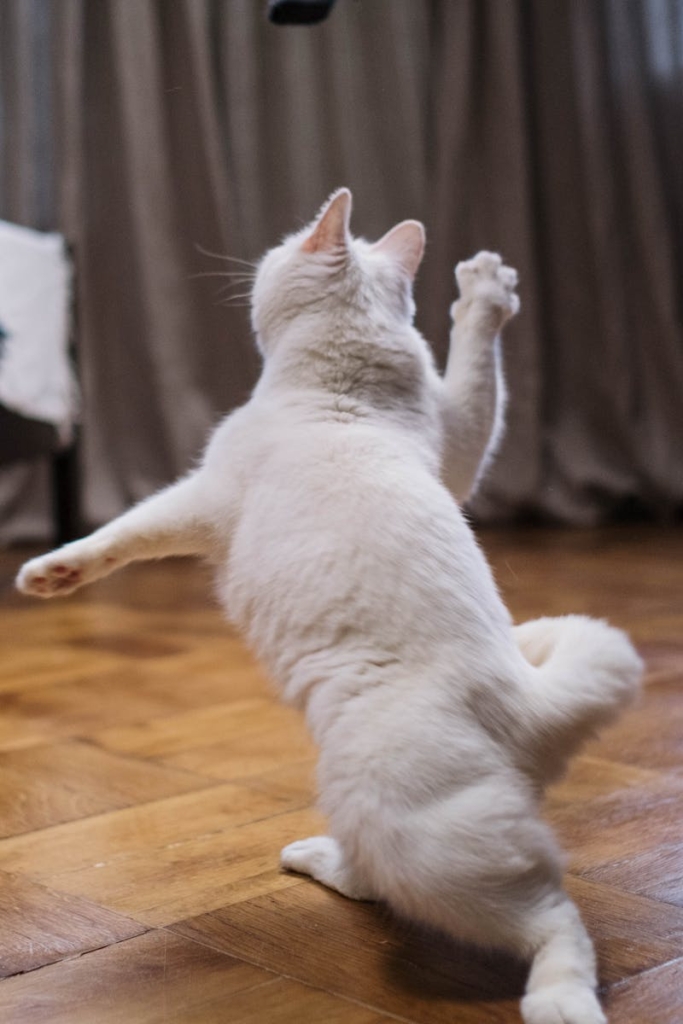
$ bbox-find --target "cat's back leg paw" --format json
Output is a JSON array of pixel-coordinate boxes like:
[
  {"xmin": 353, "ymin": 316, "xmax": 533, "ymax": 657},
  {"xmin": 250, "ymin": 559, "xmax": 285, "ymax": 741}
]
[
  {"xmin": 521, "ymin": 983, "xmax": 606, "ymax": 1024},
  {"xmin": 281, "ymin": 836, "xmax": 373, "ymax": 901}
]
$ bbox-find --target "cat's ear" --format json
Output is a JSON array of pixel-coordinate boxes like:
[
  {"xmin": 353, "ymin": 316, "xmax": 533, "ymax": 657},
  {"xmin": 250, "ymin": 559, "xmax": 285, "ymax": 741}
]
[
  {"xmin": 301, "ymin": 188, "xmax": 352, "ymax": 255},
  {"xmin": 371, "ymin": 220, "xmax": 425, "ymax": 280}
]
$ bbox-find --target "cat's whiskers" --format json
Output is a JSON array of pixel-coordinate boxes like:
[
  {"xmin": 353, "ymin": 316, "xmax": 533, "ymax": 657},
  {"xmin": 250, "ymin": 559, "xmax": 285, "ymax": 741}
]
[
  {"xmin": 189, "ymin": 265, "xmax": 255, "ymax": 307},
  {"xmin": 216, "ymin": 277, "xmax": 254, "ymax": 298},
  {"xmin": 218, "ymin": 291, "xmax": 253, "ymax": 307},
  {"xmin": 189, "ymin": 270, "xmax": 257, "ymax": 281},
  {"xmin": 194, "ymin": 243, "xmax": 258, "ymax": 269}
]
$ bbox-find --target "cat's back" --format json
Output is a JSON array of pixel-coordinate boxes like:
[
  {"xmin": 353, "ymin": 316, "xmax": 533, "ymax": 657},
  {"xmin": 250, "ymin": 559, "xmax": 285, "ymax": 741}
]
[
  {"xmin": 217, "ymin": 397, "xmax": 508, "ymax": 690},
  {"xmin": 229, "ymin": 394, "xmax": 447, "ymax": 554}
]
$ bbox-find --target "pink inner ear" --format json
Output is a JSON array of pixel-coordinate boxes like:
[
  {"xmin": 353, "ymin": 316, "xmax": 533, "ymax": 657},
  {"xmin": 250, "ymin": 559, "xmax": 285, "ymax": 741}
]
[
  {"xmin": 371, "ymin": 220, "xmax": 426, "ymax": 279},
  {"xmin": 301, "ymin": 188, "xmax": 352, "ymax": 254}
]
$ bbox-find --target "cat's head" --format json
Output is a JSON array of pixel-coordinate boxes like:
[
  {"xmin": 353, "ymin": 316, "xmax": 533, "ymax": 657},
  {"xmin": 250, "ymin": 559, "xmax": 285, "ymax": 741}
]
[{"xmin": 251, "ymin": 188, "xmax": 425, "ymax": 353}]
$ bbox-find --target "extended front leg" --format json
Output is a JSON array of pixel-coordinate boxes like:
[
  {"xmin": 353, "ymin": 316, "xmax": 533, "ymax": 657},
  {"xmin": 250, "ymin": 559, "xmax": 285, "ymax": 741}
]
[
  {"xmin": 440, "ymin": 252, "xmax": 519, "ymax": 503},
  {"xmin": 16, "ymin": 471, "xmax": 216, "ymax": 598}
]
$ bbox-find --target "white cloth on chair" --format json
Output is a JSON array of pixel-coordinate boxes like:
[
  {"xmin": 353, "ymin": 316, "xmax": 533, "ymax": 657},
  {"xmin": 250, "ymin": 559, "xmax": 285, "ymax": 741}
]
[{"xmin": 0, "ymin": 220, "xmax": 78, "ymax": 445}]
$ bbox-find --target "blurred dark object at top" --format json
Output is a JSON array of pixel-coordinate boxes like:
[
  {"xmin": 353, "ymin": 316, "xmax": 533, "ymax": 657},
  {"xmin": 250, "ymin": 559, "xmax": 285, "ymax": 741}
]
[{"xmin": 268, "ymin": 0, "xmax": 338, "ymax": 26}]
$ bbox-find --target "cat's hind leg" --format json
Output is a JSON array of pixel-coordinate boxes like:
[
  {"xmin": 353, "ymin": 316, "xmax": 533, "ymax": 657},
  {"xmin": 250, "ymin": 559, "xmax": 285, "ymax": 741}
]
[
  {"xmin": 16, "ymin": 472, "xmax": 215, "ymax": 598},
  {"xmin": 280, "ymin": 836, "xmax": 374, "ymax": 901},
  {"xmin": 361, "ymin": 779, "xmax": 605, "ymax": 1023},
  {"xmin": 519, "ymin": 894, "xmax": 606, "ymax": 1024}
]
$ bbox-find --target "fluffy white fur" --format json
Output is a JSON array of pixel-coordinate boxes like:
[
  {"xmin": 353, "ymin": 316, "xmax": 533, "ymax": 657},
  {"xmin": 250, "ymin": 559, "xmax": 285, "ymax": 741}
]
[{"xmin": 17, "ymin": 188, "xmax": 642, "ymax": 1024}]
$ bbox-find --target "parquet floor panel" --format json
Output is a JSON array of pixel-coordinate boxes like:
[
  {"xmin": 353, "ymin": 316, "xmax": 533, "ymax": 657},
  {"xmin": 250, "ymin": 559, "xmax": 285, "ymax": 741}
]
[{"xmin": 1, "ymin": 526, "xmax": 681, "ymax": 1021}]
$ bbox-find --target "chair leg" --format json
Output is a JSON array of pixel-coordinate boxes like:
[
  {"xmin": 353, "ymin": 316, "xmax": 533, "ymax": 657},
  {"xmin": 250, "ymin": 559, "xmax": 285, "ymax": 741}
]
[{"xmin": 51, "ymin": 440, "xmax": 82, "ymax": 545}]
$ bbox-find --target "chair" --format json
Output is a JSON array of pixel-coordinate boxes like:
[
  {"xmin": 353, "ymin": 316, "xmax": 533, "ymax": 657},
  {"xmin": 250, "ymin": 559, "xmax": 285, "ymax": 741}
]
[{"xmin": 0, "ymin": 221, "xmax": 80, "ymax": 544}]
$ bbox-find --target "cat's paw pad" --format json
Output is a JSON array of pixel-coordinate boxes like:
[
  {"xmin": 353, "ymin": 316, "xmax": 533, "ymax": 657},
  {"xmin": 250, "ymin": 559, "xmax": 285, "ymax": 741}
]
[
  {"xmin": 453, "ymin": 251, "xmax": 520, "ymax": 326},
  {"xmin": 16, "ymin": 546, "xmax": 117, "ymax": 598},
  {"xmin": 16, "ymin": 556, "xmax": 82, "ymax": 598},
  {"xmin": 521, "ymin": 984, "xmax": 606, "ymax": 1024}
]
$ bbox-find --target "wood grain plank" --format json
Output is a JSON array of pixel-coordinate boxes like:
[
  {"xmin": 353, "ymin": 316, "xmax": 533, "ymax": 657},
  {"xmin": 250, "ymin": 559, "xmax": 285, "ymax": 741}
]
[
  {"xmin": 547, "ymin": 771, "xmax": 683, "ymax": 874},
  {"xmin": 581, "ymin": 844, "xmax": 683, "ymax": 908},
  {"xmin": 565, "ymin": 876, "xmax": 683, "ymax": 984},
  {"xmin": 482, "ymin": 527, "xmax": 683, "ymax": 648},
  {"xmin": 0, "ymin": 927, "xmax": 394, "ymax": 1023},
  {"xmin": 92, "ymin": 697, "xmax": 314, "ymax": 767},
  {"xmin": 0, "ymin": 781, "xmax": 310, "ymax": 878},
  {"xmin": 584, "ymin": 671, "xmax": 683, "ymax": 772},
  {"xmin": 235, "ymin": 758, "xmax": 318, "ymax": 802},
  {"xmin": 0, "ymin": 667, "xmax": 270, "ymax": 752},
  {"xmin": 174, "ymin": 875, "xmax": 683, "ymax": 1020},
  {"xmin": 159, "ymin": 723, "xmax": 317, "ymax": 782},
  {"xmin": 0, "ymin": 741, "xmax": 212, "ymax": 838},
  {"xmin": 546, "ymin": 755, "xmax": 665, "ymax": 806},
  {"xmin": 198, "ymin": 978, "xmax": 395, "ymax": 1024},
  {"xmin": 1, "ymin": 529, "xmax": 682, "ymax": 1022},
  {"xmin": 40, "ymin": 807, "xmax": 327, "ymax": 926},
  {"xmin": 0, "ymin": 633, "xmax": 127, "ymax": 697},
  {"xmin": 605, "ymin": 957, "xmax": 683, "ymax": 1023},
  {"xmin": 0, "ymin": 930, "xmax": 287, "ymax": 1023},
  {"xmin": 0, "ymin": 870, "xmax": 146, "ymax": 978},
  {"xmin": 173, "ymin": 883, "xmax": 528, "ymax": 1024}
]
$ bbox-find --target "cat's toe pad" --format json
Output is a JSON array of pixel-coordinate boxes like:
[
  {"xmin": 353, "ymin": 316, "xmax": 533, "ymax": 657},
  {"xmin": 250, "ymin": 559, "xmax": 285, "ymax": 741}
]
[{"xmin": 17, "ymin": 557, "xmax": 82, "ymax": 597}]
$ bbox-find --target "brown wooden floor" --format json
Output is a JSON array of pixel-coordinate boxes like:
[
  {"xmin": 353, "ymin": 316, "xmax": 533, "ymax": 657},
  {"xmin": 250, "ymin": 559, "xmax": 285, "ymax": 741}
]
[{"xmin": 0, "ymin": 526, "xmax": 682, "ymax": 1023}]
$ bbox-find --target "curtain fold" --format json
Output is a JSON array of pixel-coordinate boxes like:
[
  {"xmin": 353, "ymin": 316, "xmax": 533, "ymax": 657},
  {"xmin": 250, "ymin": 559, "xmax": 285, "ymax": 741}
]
[
  {"xmin": 1, "ymin": 0, "xmax": 682, "ymax": 540},
  {"xmin": 426, "ymin": 0, "xmax": 546, "ymax": 518},
  {"xmin": 0, "ymin": 0, "xmax": 59, "ymax": 538}
]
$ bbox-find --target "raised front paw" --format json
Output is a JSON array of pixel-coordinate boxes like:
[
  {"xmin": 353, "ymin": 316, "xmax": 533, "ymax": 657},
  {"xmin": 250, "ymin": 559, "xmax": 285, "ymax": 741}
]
[
  {"xmin": 452, "ymin": 251, "xmax": 520, "ymax": 328},
  {"xmin": 15, "ymin": 543, "xmax": 119, "ymax": 598}
]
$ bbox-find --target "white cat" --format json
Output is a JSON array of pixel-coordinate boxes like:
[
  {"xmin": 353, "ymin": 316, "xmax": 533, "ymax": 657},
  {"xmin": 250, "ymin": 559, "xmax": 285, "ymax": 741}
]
[{"xmin": 17, "ymin": 189, "xmax": 642, "ymax": 1024}]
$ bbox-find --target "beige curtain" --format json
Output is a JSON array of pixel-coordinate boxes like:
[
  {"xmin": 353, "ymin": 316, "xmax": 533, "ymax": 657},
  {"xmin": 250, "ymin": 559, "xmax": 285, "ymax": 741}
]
[
  {"xmin": 424, "ymin": 0, "xmax": 683, "ymax": 522},
  {"xmin": 2, "ymin": 0, "xmax": 682, "ymax": 540}
]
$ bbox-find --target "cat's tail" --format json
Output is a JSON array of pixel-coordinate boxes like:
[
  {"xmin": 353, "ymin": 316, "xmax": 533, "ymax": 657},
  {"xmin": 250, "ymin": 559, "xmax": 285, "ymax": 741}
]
[{"xmin": 513, "ymin": 614, "xmax": 643, "ymax": 783}]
